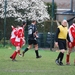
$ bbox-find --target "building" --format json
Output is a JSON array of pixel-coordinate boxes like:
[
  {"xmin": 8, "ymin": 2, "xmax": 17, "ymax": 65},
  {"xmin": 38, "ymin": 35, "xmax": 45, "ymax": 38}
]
[
  {"xmin": 42, "ymin": 0, "xmax": 75, "ymax": 22},
  {"xmin": 43, "ymin": 0, "xmax": 71, "ymax": 9}
]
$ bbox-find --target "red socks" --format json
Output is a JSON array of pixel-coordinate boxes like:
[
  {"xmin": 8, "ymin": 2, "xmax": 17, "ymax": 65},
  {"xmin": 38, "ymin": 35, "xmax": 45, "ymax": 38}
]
[
  {"xmin": 66, "ymin": 54, "xmax": 70, "ymax": 64},
  {"xmin": 10, "ymin": 51, "xmax": 17, "ymax": 60}
]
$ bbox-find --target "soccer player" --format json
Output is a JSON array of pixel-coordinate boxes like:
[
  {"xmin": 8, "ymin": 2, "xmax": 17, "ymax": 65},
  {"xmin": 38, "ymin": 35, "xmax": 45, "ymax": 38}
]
[
  {"xmin": 10, "ymin": 21, "xmax": 26, "ymax": 61},
  {"xmin": 22, "ymin": 20, "xmax": 41, "ymax": 58},
  {"xmin": 66, "ymin": 18, "xmax": 75, "ymax": 65},
  {"xmin": 17, "ymin": 21, "xmax": 26, "ymax": 56},
  {"xmin": 55, "ymin": 20, "xmax": 68, "ymax": 65}
]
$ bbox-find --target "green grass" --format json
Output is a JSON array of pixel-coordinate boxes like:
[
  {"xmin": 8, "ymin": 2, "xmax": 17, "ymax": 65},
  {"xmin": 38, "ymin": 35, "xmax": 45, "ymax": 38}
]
[{"xmin": 0, "ymin": 47, "xmax": 75, "ymax": 75}]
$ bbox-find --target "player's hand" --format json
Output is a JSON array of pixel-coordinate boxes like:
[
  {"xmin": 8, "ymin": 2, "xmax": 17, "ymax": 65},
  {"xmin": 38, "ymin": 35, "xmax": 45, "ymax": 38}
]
[
  {"xmin": 11, "ymin": 25, "xmax": 14, "ymax": 28},
  {"xmin": 33, "ymin": 32, "xmax": 36, "ymax": 36},
  {"xmin": 68, "ymin": 42, "xmax": 72, "ymax": 48},
  {"xmin": 54, "ymin": 42, "xmax": 58, "ymax": 48},
  {"xmin": 11, "ymin": 25, "xmax": 15, "ymax": 30},
  {"xmin": 36, "ymin": 35, "xmax": 38, "ymax": 38}
]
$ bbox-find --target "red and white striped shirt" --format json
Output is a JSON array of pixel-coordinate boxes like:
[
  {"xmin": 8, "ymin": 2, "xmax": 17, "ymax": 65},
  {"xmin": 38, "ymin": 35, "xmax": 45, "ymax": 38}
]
[{"xmin": 68, "ymin": 23, "xmax": 75, "ymax": 42}]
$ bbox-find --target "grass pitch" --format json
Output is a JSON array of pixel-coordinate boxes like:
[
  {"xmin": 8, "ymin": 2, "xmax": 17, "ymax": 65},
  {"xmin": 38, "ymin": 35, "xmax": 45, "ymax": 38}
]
[{"xmin": 0, "ymin": 47, "xmax": 75, "ymax": 75}]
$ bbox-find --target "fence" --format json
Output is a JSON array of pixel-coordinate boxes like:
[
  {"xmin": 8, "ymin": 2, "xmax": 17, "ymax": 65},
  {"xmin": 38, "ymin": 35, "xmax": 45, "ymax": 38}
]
[{"xmin": 37, "ymin": 32, "xmax": 55, "ymax": 48}]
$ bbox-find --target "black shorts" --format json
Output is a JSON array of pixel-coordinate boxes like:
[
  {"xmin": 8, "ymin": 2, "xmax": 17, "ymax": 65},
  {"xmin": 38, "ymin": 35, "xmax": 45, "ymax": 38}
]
[
  {"xmin": 28, "ymin": 39, "xmax": 38, "ymax": 45},
  {"xmin": 58, "ymin": 39, "xmax": 67, "ymax": 50}
]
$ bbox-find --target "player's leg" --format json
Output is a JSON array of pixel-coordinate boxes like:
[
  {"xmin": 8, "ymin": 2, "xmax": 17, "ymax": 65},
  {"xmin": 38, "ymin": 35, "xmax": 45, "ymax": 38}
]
[
  {"xmin": 22, "ymin": 45, "xmax": 32, "ymax": 57},
  {"xmin": 22, "ymin": 40, "xmax": 32, "ymax": 57},
  {"xmin": 34, "ymin": 40, "xmax": 41, "ymax": 58},
  {"xmin": 55, "ymin": 40, "xmax": 66, "ymax": 65},
  {"xmin": 55, "ymin": 52, "xmax": 62, "ymax": 65},
  {"xmin": 17, "ymin": 40, "xmax": 25, "ymax": 57},
  {"xmin": 59, "ymin": 40, "xmax": 67, "ymax": 65},
  {"xmin": 59, "ymin": 50, "xmax": 66, "ymax": 65},
  {"xmin": 10, "ymin": 46, "xmax": 20, "ymax": 61},
  {"xmin": 66, "ymin": 42, "xmax": 73, "ymax": 65},
  {"xmin": 10, "ymin": 41, "xmax": 21, "ymax": 61},
  {"xmin": 66, "ymin": 48, "xmax": 72, "ymax": 65}
]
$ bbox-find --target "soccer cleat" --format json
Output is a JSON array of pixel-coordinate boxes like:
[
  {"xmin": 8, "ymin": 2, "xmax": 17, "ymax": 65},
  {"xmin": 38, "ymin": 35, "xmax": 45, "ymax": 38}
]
[
  {"xmin": 19, "ymin": 54, "xmax": 22, "ymax": 57},
  {"xmin": 10, "ymin": 57, "xmax": 17, "ymax": 61},
  {"xmin": 36, "ymin": 55, "xmax": 42, "ymax": 58},
  {"xmin": 10, "ymin": 56, "xmax": 12, "ymax": 59},
  {"xmin": 12, "ymin": 59, "xmax": 17, "ymax": 61},
  {"xmin": 66, "ymin": 62, "xmax": 70, "ymax": 65},
  {"xmin": 55, "ymin": 59, "xmax": 59, "ymax": 65},
  {"xmin": 22, "ymin": 52, "xmax": 25, "ymax": 57},
  {"xmin": 59, "ymin": 62, "xmax": 63, "ymax": 65}
]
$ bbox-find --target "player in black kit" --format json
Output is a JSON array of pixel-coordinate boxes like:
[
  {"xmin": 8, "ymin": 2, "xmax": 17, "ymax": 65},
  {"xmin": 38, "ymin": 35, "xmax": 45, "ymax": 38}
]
[{"xmin": 22, "ymin": 20, "xmax": 41, "ymax": 58}]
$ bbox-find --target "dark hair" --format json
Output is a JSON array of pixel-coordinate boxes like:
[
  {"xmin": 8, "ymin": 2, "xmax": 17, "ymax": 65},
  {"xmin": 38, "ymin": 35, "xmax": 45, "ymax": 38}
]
[
  {"xmin": 20, "ymin": 21, "xmax": 26, "ymax": 27},
  {"xmin": 73, "ymin": 18, "xmax": 75, "ymax": 23},
  {"xmin": 31, "ymin": 20, "xmax": 36, "ymax": 23},
  {"xmin": 23, "ymin": 21, "xmax": 26, "ymax": 25}
]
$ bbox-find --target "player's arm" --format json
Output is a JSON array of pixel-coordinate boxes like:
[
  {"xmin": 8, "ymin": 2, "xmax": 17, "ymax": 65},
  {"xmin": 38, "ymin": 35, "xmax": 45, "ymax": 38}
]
[
  {"xmin": 54, "ymin": 28, "xmax": 60, "ymax": 47},
  {"xmin": 33, "ymin": 32, "xmax": 38, "ymax": 38},
  {"xmin": 67, "ymin": 33, "xmax": 72, "ymax": 48},
  {"xmin": 33, "ymin": 26, "xmax": 38, "ymax": 38},
  {"xmin": 70, "ymin": 27, "xmax": 75, "ymax": 38},
  {"xmin": 56, "ymin": 20, "xmax": 60, "ymax": 26},
  {"xmin": 28, "ymin": 27, "xmax": 33, "ymax": 35},
  {"xmin": 11, "ymin": 25, "xmax": 15, "ymax": 30},
  {"xmin": 67, "ymin": 33, "xmax": 71, "ymax": 42},
  {"xmin": 55, "ymin": 28, "xmax": 60, "ymax": 42}
]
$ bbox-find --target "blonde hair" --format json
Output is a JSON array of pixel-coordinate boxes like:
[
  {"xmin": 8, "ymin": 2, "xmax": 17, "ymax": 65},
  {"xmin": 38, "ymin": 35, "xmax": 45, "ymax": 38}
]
[{"xmin": 62, "ymin": 20, "xmax": 69, "ymax": 28}]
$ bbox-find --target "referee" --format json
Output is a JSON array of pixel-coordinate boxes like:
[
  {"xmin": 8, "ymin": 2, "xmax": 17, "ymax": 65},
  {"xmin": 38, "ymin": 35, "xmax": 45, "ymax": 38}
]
[
  {"xmin": 55, "ymin": 20, "xmax": 68, "ymax": 65},
  {"xmin": 22, "ymin": 20, "xmax": 41, "ymax": 58}
]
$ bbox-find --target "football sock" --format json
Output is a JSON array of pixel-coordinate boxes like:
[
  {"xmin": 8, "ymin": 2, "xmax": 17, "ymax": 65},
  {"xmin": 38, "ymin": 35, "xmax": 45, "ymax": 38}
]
[
  {"xmin": 23, "ymin": 48, "xmax": 29, "ymax": 53},
  {"xmin": 35, "ymin": 50, "xmax": 39, "ymax": 57},
  {"xmin": 10, "ymin": 51, "xmax": 17, "ymax": 60},
  {"xmin": 56, "ymin": 52, "xmax": 61, "ymax": 60},
  {"xmin": 13, "ymin": 51, "xmax": 17, "ymax": 59},
  {"xmin": 60, "ymin": 52, "xmax": 64, "ymax": 62},
  {"xmin": 66, "ymin": 54, "xmax": 70, "ymax": 63}
]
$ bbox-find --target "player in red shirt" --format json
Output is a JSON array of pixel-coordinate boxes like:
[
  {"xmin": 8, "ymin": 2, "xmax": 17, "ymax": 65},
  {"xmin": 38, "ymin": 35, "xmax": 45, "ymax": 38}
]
[
  {"xmin": 10, "ymin": 21, "xmax": 26, "ymax": 61},
  {"xmin": 66, "ymin": 18, "xmax": 75, "ymax": 65}
]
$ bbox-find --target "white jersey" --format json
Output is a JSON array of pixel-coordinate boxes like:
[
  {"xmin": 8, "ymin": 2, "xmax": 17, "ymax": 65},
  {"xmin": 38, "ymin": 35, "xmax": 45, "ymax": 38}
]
[
  {"xmin": 68, "ymin": 24, "xmax": 75, "ymax": 42},
  {"xmin": 10, "ymin": 28, "xmax": 17, "ymax": 39}
]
